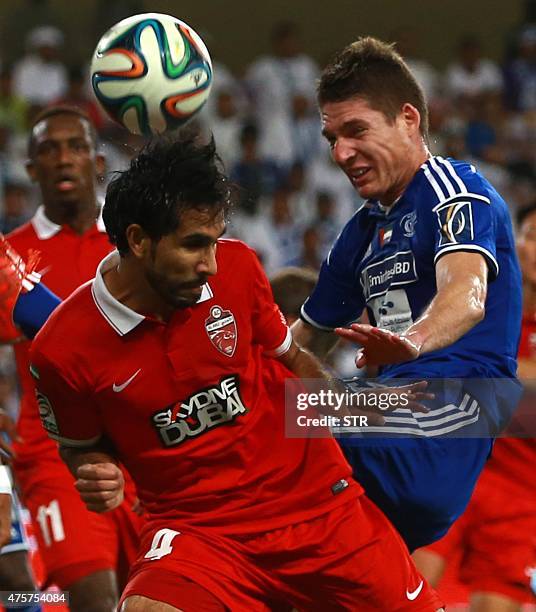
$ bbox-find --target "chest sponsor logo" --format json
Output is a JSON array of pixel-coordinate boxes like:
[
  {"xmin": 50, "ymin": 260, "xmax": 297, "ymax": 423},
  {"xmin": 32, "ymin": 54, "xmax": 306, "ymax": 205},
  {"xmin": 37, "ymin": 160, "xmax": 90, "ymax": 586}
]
[
  {"xmin": 361, "ymin": 250, "xmax": 418, "ymax": 300},
  {"xmin": 205, "ymin": 305, "xmax": 237, "ymax": 357},
  {"xmin": 151, "ymin": 375, "xmax": 248, "ymax": 447}
]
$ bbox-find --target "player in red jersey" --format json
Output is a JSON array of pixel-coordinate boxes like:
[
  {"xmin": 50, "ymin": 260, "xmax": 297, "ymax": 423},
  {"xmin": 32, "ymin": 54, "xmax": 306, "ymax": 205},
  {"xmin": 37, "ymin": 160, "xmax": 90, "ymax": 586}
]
[
  {"xmin": 413, "ymin": 203, "xmax": 536, "ymax": 611},
  {"xmin": 30, "ymin": 135, "xmax": 444, "ymax": 611},
  {"xmin": 6, "ymin": 106, "xmax": 142, "ymax": 611}
]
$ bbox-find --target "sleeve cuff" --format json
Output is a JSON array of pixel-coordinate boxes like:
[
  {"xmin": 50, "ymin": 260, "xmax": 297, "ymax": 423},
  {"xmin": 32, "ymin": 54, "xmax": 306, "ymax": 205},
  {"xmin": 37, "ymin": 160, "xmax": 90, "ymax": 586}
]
[
  {"xmin": 264, "ymin": 327, "xmax": 292, "ymax": 357},
  {"xmin": 434, "ymin": 244, "xmax": 499, "ymax": 279}
]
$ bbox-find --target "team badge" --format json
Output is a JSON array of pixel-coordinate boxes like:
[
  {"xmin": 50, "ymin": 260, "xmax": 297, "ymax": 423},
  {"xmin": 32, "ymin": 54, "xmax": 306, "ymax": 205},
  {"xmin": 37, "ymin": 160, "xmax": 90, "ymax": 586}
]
[
  {"xmin": 205, "ymin": 305, "xmax": 237, "ymax": 357},
  {"xmin": 401, "ymin": 211, "xmax": 417, "ymax": 237}
]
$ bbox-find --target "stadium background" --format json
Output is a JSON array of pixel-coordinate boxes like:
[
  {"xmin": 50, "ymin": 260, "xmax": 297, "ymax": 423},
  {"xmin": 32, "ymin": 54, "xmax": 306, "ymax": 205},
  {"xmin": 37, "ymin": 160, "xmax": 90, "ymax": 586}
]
[{"xmin": 0, "ymin": 0, "xmax": 535, "ymax": 610}]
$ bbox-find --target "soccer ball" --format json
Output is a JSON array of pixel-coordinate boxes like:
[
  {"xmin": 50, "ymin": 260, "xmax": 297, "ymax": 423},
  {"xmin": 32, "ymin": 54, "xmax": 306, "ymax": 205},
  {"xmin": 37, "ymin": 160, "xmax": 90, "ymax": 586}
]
[{"xmin": 90, "ymin": 13, "xmax": 213, "ymax": 135}]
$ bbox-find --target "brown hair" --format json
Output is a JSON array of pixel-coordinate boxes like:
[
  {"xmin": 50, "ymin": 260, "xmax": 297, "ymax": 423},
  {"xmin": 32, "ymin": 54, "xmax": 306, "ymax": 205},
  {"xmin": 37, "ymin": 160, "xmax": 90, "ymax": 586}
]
[{"xmin": 318, "ymin": 36, "xmax": 429, "ymax": 140}]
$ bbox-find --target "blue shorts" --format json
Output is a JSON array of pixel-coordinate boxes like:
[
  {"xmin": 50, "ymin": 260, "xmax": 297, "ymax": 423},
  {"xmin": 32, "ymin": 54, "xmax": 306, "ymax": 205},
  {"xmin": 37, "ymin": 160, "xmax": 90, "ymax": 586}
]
[{"xmin": 341, "ymin": 436, "xmax": 493, "ymax": 551}]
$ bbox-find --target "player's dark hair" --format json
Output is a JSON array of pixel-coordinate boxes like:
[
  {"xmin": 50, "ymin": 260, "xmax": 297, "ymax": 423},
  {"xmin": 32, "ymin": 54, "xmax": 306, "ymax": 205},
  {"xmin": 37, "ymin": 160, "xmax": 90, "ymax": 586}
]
[
  {"xmin": 317, "ymin": 36, "xmax": 429, "ymax": 141},
  {"xmin": 270, "ymin": 267, "xmax": 318, "ymax": 320},
  {"xmin": 516, "ymin": 202, "xmax": 536, "ymax": 227},
  {"xmin": 28, "ymin": 105, "xmax": 97, "ymax": 156},
  {"xmin": 103, "ymin": 133, "xmax": 233, "ymax": 256}
]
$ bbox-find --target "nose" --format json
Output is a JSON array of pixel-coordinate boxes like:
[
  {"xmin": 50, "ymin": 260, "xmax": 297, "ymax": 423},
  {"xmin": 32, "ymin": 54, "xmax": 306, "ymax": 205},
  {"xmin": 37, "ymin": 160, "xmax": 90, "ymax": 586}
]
[
  {"xmin": 332, "ymin": 138, "xmax": 356, "ymax": 167},
  {"xmin": 196, "ymin": 245, "xmax": 218, "ymax": 277},
  {"xmin": 56, "ymin": 142, "xmax": 74, "ymax": 165}
]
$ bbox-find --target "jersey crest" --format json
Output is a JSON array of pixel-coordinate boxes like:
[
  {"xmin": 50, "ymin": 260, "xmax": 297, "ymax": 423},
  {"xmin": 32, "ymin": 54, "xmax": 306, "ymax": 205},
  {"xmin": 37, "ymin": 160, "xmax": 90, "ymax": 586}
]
[{"xmin": 205, "ymin": 305, "xmax": 237, "ymax": 357}]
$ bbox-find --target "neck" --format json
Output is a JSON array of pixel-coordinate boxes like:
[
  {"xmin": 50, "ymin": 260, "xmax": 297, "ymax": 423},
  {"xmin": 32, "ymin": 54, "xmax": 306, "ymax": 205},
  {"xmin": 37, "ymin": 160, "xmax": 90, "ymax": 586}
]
[
  {"xmin": 523, "ymin": 282, "xmax": 536, "ymax": 315},
  {"xmin": 44, "ymin": 199, "xmax": 99, "ymax": 235},
  {"xmin": 379, "ymin": 145, "xmax": 430, "ymax": 208},
  {"xmin": 104, "ymin": 257, "xmax": 173, "ymax": 322}
]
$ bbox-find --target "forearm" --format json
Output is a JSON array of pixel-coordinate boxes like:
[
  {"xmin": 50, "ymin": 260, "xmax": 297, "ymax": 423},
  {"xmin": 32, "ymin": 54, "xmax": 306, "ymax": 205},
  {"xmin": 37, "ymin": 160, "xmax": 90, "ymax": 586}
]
[
  {"xmin": 290, "ymin": 319, "xmax": 339, "ymax": 360},
  {"xmin": 404, "ymin": 258, "xmax": 486, "ymax": 355}
]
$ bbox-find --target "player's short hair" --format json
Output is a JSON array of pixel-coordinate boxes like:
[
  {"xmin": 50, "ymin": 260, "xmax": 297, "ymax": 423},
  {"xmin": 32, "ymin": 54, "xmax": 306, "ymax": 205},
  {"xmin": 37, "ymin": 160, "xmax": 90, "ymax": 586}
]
[
  {"xmin": 28, "ymin": 105, "xmax": 97, "ymax": 156},
  {"xmin": 103, "ymin": 133, "xmax": 233, "ymax": 256},
  {"xmin": 317, "ymin": 36, "xmax": 429, "ymax": 141},
  {"xmin": 270, "ymin": 267, "xmax": 318, "ymax": 320},
  {"xmin": 516, "ymin": 202, "xmax": 536, "ymax": 228}
]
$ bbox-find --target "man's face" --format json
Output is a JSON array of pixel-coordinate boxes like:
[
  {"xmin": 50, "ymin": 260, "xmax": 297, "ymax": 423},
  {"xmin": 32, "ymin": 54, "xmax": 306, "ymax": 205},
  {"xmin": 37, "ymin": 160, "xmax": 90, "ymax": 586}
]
[
  {"xmin": 26, "ymin": 114, "xmax": 104, "ymax": 211},
  {"xmin": 321, "ymin": 97, "xmax": 418, "ymax": 205},
  {"xmin": 143, "ymin": 209, "xmax": 226, "ymax": 310},
  {"xmin": 517, "ymin": 210, "xmax": 536, "ymax": 286}
]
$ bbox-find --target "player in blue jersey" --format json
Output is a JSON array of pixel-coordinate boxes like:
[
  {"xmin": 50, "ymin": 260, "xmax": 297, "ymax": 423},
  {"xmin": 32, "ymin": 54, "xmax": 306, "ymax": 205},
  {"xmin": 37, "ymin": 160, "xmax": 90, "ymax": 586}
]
[{"xmin": 292, "ymin": 37, "xmax": 523, "ymax": 551}]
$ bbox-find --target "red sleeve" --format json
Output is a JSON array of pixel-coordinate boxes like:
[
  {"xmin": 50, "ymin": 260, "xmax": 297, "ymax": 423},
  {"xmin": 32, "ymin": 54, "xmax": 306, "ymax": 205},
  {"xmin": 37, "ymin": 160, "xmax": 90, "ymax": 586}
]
[
  {"xmin": 29, "ymin": 347, "xmax": 103, "ymax": 448},
  {"xmin": 249, "ymin": 249, "xmax": 292, "ymax": 357}
]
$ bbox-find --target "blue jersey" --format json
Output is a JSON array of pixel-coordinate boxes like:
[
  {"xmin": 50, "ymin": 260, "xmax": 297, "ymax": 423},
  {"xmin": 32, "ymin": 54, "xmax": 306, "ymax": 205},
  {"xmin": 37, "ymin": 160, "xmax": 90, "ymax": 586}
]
[{"xmin": 302, "ymin": 156, "xmax": 522, "ymax": 434}]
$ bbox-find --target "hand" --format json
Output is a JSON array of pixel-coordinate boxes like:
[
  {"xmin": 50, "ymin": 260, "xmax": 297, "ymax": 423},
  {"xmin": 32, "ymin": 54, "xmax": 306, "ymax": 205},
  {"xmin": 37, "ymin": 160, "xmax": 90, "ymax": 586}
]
[
  {"xmin": 0, "ymin": 492, "xmax": 11, "ymax": 547},
  {"xmin": 75, "ymin": 462, "xmax": 124, "ymax": 513},
  {"xmin": 335, "ymin": 324, "xmax": 421, "ymax": 367},
  {"xmin": 0, "ymin": 409, "xmax": 21, "ymax": 458}
]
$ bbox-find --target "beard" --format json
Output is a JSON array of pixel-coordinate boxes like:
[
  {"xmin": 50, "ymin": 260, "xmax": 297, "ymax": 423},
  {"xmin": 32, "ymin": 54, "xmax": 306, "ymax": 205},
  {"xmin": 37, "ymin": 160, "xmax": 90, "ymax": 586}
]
[{"xmin": 145, "ymin": 266, "xmax": 206, "ymax": 310}]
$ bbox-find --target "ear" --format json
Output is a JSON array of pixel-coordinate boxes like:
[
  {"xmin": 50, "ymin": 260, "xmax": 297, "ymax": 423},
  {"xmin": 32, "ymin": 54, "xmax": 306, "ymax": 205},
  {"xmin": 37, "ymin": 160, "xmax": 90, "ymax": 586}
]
[
  {"xmin": 25, "ymin": 159, "xmax": 37, "ymax": 182},
  {"xmin": 125, "ymin": 224, "xmax": 151, "ymax": 259},
  {"xmin": 400, "ymin": 103, "xmax": 421, "ymax": 136},
  {"xmin": 95, "ymin": 153, "xmax": 106, "ymax": 179}
]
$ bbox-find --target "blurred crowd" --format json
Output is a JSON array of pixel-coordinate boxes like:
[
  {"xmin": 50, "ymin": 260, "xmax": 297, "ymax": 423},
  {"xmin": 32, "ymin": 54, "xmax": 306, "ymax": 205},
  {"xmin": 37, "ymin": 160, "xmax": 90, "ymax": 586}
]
[
  {"xmin": 1, "ymin": 16, "xmax": 535, "ymax": 385},
  {"xmin": 0, "ymin": 20, "xmax": 535, "ymax": 278}
]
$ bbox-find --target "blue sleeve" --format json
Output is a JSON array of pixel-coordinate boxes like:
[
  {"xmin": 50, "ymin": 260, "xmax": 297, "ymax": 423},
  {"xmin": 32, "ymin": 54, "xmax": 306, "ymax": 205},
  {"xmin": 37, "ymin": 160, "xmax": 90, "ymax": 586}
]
[
  {"xmin": 301, "ymin": 212, "xmax": 374, "ymax": 329},
  {"xmin": 13, "ymin": 283, "xmax": 61, "ymax": 339},
  {"xmin": 432, "ymin": 192, "xmax": 499, "ymax": 280}
]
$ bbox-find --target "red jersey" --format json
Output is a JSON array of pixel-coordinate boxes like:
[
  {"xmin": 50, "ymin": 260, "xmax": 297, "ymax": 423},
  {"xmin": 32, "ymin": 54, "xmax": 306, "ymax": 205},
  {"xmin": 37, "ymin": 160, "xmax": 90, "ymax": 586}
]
[
  {"xmin": 487, "ymin": 313, "xmax": 536, "ymax": 489},
  {"xmin": 30, "ymin": 240, "xmax": 360, "ymax": 534},
  {"xmin": 7, "ymin": 206, "xmax": 113, "ymax": 464}
]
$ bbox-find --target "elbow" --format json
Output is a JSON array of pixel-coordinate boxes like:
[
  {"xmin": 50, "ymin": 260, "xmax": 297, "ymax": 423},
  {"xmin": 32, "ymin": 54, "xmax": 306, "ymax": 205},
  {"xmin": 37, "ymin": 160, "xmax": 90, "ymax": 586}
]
[{"xmin": 470, "ymin": 302, "xmax": 485, "ymax": 326}]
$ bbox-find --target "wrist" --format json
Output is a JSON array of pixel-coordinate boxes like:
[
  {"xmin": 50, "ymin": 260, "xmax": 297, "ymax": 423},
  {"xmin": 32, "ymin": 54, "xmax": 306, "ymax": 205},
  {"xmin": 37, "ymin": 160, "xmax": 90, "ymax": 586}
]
[
  {"xmin": 0, "ymin": 465, "xmax": 12, "ymax": 495},
  {"xmin": 402, "ymin": 328, "xmax": 426, "ymax": 353}
]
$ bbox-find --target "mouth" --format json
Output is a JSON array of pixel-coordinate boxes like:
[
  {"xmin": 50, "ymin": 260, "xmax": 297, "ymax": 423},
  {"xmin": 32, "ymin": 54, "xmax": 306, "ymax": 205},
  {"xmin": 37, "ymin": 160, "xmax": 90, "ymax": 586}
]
[
  {"xmin": 54, "ymin": 175, "xmax": 78, "ymax": 192},
  {"xmin": 348, "ymin": 167, "xmax": 371, "ymax": 187}
]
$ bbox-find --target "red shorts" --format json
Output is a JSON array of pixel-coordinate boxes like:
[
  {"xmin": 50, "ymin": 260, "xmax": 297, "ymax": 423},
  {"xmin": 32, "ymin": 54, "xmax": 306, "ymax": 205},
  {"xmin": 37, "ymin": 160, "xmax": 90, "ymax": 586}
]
[
  {"xmin": 16, "ymin": 457, "xmax": 143, "ymax": 589},
  {"xmin": 426, "ymin": 471, "xmax": 536, "ymax": 603},
  {"xmin": 120, "ymin": 494, "xmax": 443, "ymax": 611}
]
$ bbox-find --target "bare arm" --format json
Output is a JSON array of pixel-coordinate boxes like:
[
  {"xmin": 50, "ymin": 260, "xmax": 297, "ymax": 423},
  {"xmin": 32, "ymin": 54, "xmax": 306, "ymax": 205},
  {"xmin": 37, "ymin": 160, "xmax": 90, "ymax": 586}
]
[
  {"xmin": 403, "ymin": 251, "xmax": 487, "ymax": 354},
  {"xmin": 290, "ymin": 318, "xmax": 339, "ymax": 359},
  {"xmin": 59, "ymin": 443, "xmax": 124, "ymax": 513}
]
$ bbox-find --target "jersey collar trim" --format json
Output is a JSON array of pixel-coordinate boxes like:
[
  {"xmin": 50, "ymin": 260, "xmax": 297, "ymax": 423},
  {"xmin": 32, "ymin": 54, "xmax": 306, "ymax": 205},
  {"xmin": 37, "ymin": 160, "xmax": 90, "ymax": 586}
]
[
  {"xmin": 92, "ymin": 251, "xmax": 214, "ymax": 336},
  {"xmin": 92, "ymin": 251, "xmax": 145, "ymax": 336},
  {"xmin": 31, "ymin": 205, "xmax": 108, "ymax": 239},
  {"xmin": 31, "ymin": 206, "xmax": 61, "ymax": 239}
]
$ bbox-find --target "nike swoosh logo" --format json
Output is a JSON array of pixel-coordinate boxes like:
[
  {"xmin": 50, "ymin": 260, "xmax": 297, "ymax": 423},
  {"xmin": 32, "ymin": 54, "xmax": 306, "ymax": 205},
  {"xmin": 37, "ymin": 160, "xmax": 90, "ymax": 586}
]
[
  {"xmin": 406, "ymin": 580, "xmax": 424, "ymax": 601},
  {"xmin": 112, "ymin": 369, "xmax": 141, "ymax": 393}
]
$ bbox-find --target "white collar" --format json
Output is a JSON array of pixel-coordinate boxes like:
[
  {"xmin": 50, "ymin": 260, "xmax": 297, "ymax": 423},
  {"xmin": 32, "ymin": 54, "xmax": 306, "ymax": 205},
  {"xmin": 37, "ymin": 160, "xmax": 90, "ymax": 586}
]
[
  {"xmin": 91, "ymin": 251, "xmax": 213, "ymax": 336},
  {"xmin": 31, "ymin": 205, "xmax": 106, "ymax": 240}
]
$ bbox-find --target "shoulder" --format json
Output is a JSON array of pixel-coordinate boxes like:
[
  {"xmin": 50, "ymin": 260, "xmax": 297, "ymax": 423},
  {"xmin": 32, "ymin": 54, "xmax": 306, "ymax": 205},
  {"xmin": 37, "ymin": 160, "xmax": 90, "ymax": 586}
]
[
  {"xmin": 217, "ymin": 238, "xmax": 260, "ymax": 265},
  {"xmin": 419, "ymin": 156, "xmax": 503, "ymax": 208},
  {"xmin": 31, "ymin": 281, "xmax": 97, "ymax": 358},
  {"xmin": 6, "ymin": 220, "xmax": 36, "ymax": 247}
]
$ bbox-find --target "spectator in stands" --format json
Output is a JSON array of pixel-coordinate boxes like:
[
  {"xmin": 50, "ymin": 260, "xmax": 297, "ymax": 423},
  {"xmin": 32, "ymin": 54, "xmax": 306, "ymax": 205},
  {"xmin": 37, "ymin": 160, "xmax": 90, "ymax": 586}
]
[
  {"xmin": 503, "ymin": 25, "xmax": 536, "ymax": 112},
  {"xmin": 0, "ymin": 182, "xmax": 31, "ymax": 234},
  {"xmin": 12, "ymin": 25, "xmax": 67, "ymax": 108},
  {"xmin": 55, "ymin": 65, "xmax": 104, "ymax": 131},
  {"xmin": 445, "ymin": 35, "xmax": 503, "ymax": 101},
  {"xmin": 245, "ymin": 21, "xmax": 318, "ymax": 166},
  {"xmin": 230, "ymin": 123, "xmax": 284, "ymax": 214},
  {"xmin": 0, "ymin": 66, "xmax": 29, "ymax": 136}
]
